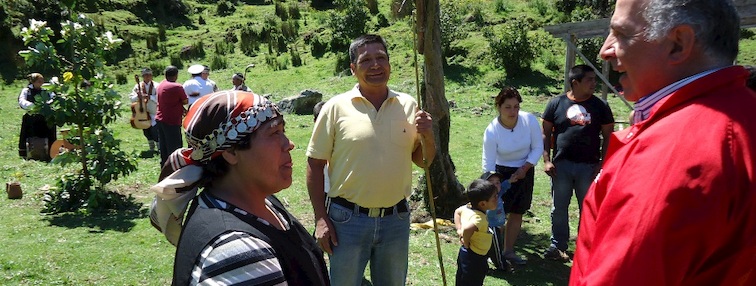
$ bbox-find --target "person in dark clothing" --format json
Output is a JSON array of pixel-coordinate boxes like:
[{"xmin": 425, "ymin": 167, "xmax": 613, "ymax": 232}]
[
  {"xmin": 18, "ymin": 73, "xmax": 56, "ymax": 160},
  {"xmin": 149, "ymin": 91, "xmax": 329, "ymax": 285}
]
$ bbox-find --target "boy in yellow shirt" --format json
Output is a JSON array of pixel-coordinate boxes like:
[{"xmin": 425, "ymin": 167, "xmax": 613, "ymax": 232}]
[{"xmin": 455, "ymin": 179, "xmax": 498, "ymax": 285}]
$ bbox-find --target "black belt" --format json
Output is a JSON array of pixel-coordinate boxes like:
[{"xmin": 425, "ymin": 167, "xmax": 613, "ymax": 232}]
[{"xmin": 329, "ymin": 197, "xmax": 408, "ymax": 218}]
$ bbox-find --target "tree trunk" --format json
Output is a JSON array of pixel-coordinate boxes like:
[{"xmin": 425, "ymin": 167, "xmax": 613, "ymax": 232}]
[{"xmin": 418, "ymin": 0, "xmax": 464, "ymax": 218}]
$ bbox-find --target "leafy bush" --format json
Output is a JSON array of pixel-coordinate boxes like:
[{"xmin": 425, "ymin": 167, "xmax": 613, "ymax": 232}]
[
  {"xmin": 494, "ymin": 0, "xmax": 508, "ymax": 13},
  {"xmin": 440, "ymin": 1, "xmax": 465, "ymax": 57},
  {"xmin": 485, "ymin": 18, "xmax": 535, "ymax": 76},
  {"xmin": 366, "ymin": 0, "xmax": 378, "ymax": 15},
  {"xmin": 146, "ymin": 34, "xmax": 159, "ymax": 51},
  {"xmin": 281, "ymin": 19, "xmax": 299, "ymax": 41},
  {"xmin": 169, "ymin": 53, "xmax": 183, "ymax": 69},
  {"xmin": 150, "ymin": 60, "xmax": 168, "ymax": 75},
  {"xmin": 376, "ymin": 13, "xmax": 390, "ymax": 29},
  {"xmin": 311, "ymin": 35, "xmax": 328, "ymax": 58},
  {"xmin": 217, "ymin": 1, "xmax": 235, "ymax": 17},
  {"xmin": 239, "ymin": 24, "xmax": 262, "ymax": 56},
  {"xmin": 288, "ymin": 2, "xmax": 301, "ymax": 19},
  {"xmin": 199, "ymin": 15, "xmax": 206, "ymax": 25},
  {"xmin": 275, "ymin": 1, "xmax": 289, "ymax": 21},
  {"xmin": 291, "ymin": 49, "xmax": 302, "ymax": 67},
  {"xmin": 210, "ymin": 54, "xmax": 227, "ymax": 70},
  {"xmin": 334, "ymin": 51, "xmax": 350, "ymax": 75},
  {"xmin": 114, "ymin": 72, "xmax": 128, "ymax": 85},
  {"xmin": 215, "ymin": 40, "xmax": 234, "ymax": 55},
  {"xmin": 328, "ymin": 0, "xmax": 368, "ymax": 52}
]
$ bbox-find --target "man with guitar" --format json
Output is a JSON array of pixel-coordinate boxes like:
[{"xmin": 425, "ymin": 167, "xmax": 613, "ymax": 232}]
[{"xmin": 130, "ymin": 68, "xmax": 159, "ymax": 152}]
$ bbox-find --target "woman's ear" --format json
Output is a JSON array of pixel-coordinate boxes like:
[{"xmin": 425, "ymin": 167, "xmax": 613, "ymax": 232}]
[{"xmin": 221, "ymin": 148, "xmax": 238, "ymax": 165}]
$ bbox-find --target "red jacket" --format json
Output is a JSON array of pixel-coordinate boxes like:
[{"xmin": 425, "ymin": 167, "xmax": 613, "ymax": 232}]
[{"xmin": 571, "ymin": 66, "xmax": 756, "ymax": 285}]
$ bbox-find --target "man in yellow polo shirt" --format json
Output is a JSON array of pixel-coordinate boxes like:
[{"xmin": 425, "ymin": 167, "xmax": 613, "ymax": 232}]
[{"xmin": 306, "ymin": 34, "xmax": 436, "ymax": 285}]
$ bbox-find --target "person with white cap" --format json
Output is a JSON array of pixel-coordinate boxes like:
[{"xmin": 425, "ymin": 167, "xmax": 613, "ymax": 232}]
[
  {"xmin": 149, "ymin": 91, "xmax": 329, "ymax": 285},
  {"xmin": 183, "ymin": 64, "xmax": 218, "ymax": 106},
  {"xmin": 230, "ymin": 72, "xmax": 252, "ymax": 92},
  {"xmin": 130, "ymin": 68, "xmax": 159, "ymax": 152}
]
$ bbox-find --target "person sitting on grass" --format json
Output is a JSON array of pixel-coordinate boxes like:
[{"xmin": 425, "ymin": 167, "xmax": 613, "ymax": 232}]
[{"xmin": 455, "ymin": 179, "xmax": 498, "ymax": 286}]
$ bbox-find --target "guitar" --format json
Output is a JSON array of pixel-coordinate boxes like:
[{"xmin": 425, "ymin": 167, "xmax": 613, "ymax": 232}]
[{"xmin": 130, "ymin": 74, "xmax": 151, "ymax": 129}]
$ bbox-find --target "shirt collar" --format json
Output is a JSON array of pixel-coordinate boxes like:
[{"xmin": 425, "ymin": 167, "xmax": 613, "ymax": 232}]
[
  {"xmin": 347, "ymin": 84, "xmax": 398, "ymax": 100},
  {"xmin": 633, "ymin": 67, "xmax": 725, "ymax": 123}
]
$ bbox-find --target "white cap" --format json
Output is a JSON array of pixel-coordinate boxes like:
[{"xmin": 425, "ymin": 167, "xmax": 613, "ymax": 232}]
[{"xmin": 187, "ymin": 64, "xmax": 204, "ymax": 74}]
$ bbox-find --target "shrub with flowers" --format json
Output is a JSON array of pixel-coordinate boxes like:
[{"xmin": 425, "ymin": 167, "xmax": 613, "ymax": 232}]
[{"xmin": 18, "ymin": 10, "xmax": 138, "ymax": 213}]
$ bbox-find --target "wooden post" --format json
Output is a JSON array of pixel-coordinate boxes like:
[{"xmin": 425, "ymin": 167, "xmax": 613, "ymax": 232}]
[{"xmin": 564, "ymin": 34, "xmax": 577, "ymax": 93}]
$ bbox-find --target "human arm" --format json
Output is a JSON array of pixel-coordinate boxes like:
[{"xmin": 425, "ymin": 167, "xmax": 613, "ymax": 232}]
[
  {"xmin": 453, "ymin": 205, "xmax": 465, "ymax": 237},
  {"xmin": 412, "ymin": 110, "xmax": 436, "ymax": 168},
  {"xmin": 460, "ymin": 220, "xmax": 479, "ymax": 249},
  {"xmin": 307, "ymin": 157, "xmax": 337, "ymax": 254},
  {"xmin": 542, "ymin": 119, "xmax": 556, "ymax": 177},
  {"xmin": 512, "ymin": 114, "xmax": 545, "ymax": 182},
  {"xmin": 481, "ymin": 122, "xmax": 497, "ymax": 172},
  {"xmin": 195, "ymin": 231, "xmax": 287, "ymax": 284},
  {"xmin": 129, "ymin": 84, "xmax": 140, "ymax": 102},
  {"xmin": 18, "ymin": 88, "xmax": 33, "ymax": 110}
]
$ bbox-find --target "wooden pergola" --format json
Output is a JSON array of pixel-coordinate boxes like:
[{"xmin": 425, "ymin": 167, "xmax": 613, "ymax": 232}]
[{"xmin": 544, "ymin": 0, "xmax": 756, "ymax": 110}]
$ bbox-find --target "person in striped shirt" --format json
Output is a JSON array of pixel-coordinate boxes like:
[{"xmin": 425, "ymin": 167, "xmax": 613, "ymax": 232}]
[{"xmin": 150, "ymin": 91, "xmax": 329, "ymax": 285}]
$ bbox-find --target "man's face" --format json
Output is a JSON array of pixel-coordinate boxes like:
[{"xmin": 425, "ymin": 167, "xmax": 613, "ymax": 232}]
[
  {"xmin": 600, "ymin": 0, "xmax": 670, "ymax": 102},
  {"xmin": 142, "ymin": 74, "xmax": 153, "ymax": 82},
  {"xmin": 201, "ymin": 71, "xmax": 209, "ymax": 80},
  {"xmin": 573, "ymin": 71, "xmax": 597, "ymax": 96},
  {"xmin": 350, "ymin": 43, "xmax": 391, "ymax": 89},
  {"xmin": 233, "ymin": 78, "xmax": 243, "ymax": 86}
]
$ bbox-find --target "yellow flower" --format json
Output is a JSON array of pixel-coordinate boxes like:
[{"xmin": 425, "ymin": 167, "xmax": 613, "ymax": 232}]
[{"xmin": 63, "ymin": 72, "xmax": 73, "ymax": 83}]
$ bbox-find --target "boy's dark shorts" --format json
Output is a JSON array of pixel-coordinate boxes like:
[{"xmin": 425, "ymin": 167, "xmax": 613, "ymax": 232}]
[{"xmin": 495, "ymin": 165, "xmax": 535, "ymax": 215}]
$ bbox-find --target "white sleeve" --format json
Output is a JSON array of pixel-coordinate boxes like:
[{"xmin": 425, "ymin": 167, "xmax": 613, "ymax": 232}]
[
  {"xmin": 18, "ymin": 88, "xmax": 33, "ymax": 110},
  {"xmin": 129, "ymin": 84, "xmax": 140, "ymax": 102},
  {"xmin": 482, "ymin": 120, "xmax": 498, "ymax": 172},
  {"xmin": 525, "ymin": 113, "xmax": 544, "ymax": 165}
]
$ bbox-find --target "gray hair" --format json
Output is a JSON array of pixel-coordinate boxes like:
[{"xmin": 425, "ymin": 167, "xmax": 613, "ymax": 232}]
[
  {"xmin": 348, "ymin": 34, "xmax": 389, "ymax": 64},
  {"xmin": 643, "ymin": 0, "xmax": 740, "ymax": 64}
]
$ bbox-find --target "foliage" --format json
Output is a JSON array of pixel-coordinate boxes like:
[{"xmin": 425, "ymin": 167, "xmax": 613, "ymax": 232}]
[
  {"xmin": 217, "ymin": 1, "xmax": 235, "ymax": 17},
  {"xmin": 210, "ymin": 54, "xmax": 227, "ymax": 70},
  {"xmin": 310, "ymin": 34, "xmax": 328, "ymax": 58},
  {"xmin": 214, "ymin": 40, "xmax": 234, "ymax": 55},
  {"xmin": 288, "ymin": 2, "xmax": 301, "ymax": 19},
  {"xmin": 334, "ymin": 51, "xmax": 350, "ymax": 75},
  {"xmin": 439, "ymin": 1, "xmax": 466, "ymax": 57},
  {"xmin": 291, "ymin": 48, "xmax": 302, "ymax": 67},
  {"xmin": 366, "ymin": 0, "xmax": 378, "ymax": 15},
  {"xmin": 275, "ymin": 0, "xmax": 289, "ymax": 21},
  {"xmin": 390, "ymin": 0, "xmax": 412, "ymax": 19},
  {"xmin": 18, "ymin": 11, "xmax": 137, "ymax": 213},
  {"xmin": 484, "ymin": 18, "xmax": 535, "ymax": 76},
  {"xmin": 239, "ymin": 24, "xmax": 262, "ymax": 56},
  {"xmin": 328, "ymin": 0, "xmax": 368, "ymax": 52}
]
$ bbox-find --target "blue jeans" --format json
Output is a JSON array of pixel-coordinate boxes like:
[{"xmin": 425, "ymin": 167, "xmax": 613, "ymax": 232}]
[
  {"xmin": 456, "ymin": 247, "xmax": 487, "ymax": 286},
  {"xmin": 550, "ymin": 160, "xmax": 596, "ymax": 251},
  {"xmin": 328, "ymin": 200, "xmax": 411, "ymax": 286}
]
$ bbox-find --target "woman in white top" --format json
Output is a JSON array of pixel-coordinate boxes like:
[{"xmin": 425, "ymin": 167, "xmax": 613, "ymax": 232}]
[
  {"xmin": 481, "ymin": 86, "xmax": 543, "ymax": 265},
  {"xmin": 18, "ymin": 73, "xmax": 56, "ymax": 159}
]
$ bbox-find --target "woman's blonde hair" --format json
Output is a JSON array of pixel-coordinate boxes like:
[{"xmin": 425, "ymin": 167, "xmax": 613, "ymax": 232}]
[{"xmin": 27, "ymin": 73, "xmax": 43, "ymax": 84}]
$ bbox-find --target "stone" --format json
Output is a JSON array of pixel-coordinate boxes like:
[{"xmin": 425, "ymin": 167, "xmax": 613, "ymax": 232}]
[{"xmin": 277, "ymin": 90, "xmax": 323, "ymax": 115}]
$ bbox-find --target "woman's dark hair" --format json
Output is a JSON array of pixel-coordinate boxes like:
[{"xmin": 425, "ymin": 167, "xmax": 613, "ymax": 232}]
[
  {"xmin": 466, "ymin": 179, "xmax": 496, "ymax": 208},
  {"xmin": 494, "ymin": 86, "xmax": 522, "ymax": 107}
]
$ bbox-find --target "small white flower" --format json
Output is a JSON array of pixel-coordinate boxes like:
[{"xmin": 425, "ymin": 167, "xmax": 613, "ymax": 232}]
[
  {"xmin": 50, "ymin": 77, "xmax": 59, "ymax": 85},
  {"xmin": 29, "ymin": 19, "xmax": 47, "ymax": 31}
]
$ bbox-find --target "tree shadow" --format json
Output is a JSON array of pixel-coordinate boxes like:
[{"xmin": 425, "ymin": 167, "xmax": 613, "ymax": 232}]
[
  {"xmin": 43, "ymin": 204, "xmax": 148, "ymax": 233},
  {"xmin": 498, "ymin": 71, "xmax": 561, "ymax": 97},
  {"xmin": 444, "ymin": 62, "xmax": 482, "ymax": 85},
  {"xmin": 487, "ymin": 230, "xmax": 572, "ymax": 286}
]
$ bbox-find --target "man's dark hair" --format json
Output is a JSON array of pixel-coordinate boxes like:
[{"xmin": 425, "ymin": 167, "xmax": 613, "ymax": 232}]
[
  {"xmin": 569, "ymin": 64, "xmax": 595, "ymax": 87},
  {"xmin": 745, "ymin": 65, "xmax": 756, "ymax": 91},
  {"xmin": 313, "ymin": 101, "xmax": 326, "ymax": 122},
  {"xmin": 164, "ymin": 65, "xmax": 179, "ymax": 78},
  {"xmin": 466, "ymin": 179, "xmax": 496, "ymax": 209},
  {"xmin": 349, "ymin": 34, "xmax": 389, "ymax": 64}
]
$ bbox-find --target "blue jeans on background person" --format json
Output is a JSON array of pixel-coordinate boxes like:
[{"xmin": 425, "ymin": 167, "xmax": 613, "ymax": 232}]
[
  {"xmin": 456, "ymin": 246, "xmax": 487, "ymax": 286},
  {"xmin": 327, "ymin": 200, "xmax": 411, "ymax": 286},
  {"xmin": 549, "ymin": 160, "xmax": 597, "ymax": 251}
]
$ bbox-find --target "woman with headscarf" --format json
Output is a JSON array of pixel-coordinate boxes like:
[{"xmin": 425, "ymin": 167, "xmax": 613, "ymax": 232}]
[
  {"xmin": 150, "ymin": 91, "xmax": 329, "ymax": 285},
  {"xmin": 18, "ymin": 72, "xmax": 56, "ymax": 159}
]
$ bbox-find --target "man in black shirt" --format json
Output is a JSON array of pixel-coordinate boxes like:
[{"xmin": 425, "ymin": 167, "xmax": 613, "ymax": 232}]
[{"xmin": 541, "ymin": 64, "xmax": 614, "ymax": 261}]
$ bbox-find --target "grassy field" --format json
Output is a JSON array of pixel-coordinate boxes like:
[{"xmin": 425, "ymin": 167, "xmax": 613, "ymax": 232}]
[{"xmin": 1, "ymin": 0, "xmax": 754, "ymax": 285}]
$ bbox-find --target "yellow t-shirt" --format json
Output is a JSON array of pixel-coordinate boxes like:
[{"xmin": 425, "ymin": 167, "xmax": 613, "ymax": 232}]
[
  {"xmin": 461, "ymin": 207, "xmax": 492, "ymax": 255},
  {"xmin": 306, "ymin": 85, "xmax": 419, "ymax": 208}
]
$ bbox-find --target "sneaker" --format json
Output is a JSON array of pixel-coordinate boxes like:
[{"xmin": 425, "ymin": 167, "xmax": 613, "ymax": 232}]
[
  {"xmin": 543, "ymin": 246, "xmax": 571, "ymax": 262},
  {"xmin": 502, "ymin": 251, "xmax": 527, "ymax": 265}
]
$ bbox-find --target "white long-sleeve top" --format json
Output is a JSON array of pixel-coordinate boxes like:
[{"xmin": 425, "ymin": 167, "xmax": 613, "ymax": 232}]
[
  {"xmin": 482, "ymin": 111, "xmax": 543, "ymax": 170},
  {"xmin": 18, "ymin": 85, "xmax": 55, "ymax": 110}
]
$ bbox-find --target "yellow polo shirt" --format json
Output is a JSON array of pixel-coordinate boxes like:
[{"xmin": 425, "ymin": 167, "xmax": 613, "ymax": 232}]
[
  {"xmin": 460, "ymin": 207, "xmax": 492, "ymax": 255},
  {"xmin": 306, "ymin": 85, "xmax": 418, "ymax": 208}
]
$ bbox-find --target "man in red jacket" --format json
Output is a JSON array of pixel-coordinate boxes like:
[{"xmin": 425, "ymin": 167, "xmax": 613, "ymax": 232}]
[{"xmin": 571, "ymin": 0, "xmax": 756, "ymax": 285}]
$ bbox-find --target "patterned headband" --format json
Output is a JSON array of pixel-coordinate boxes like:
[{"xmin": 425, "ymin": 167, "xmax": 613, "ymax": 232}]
[{"xmin": 182, "ymin": 91, "xmax": 281, "ymax": 163}]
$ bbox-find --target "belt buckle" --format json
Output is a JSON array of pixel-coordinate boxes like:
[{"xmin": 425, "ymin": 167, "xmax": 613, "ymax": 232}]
[{"xmin": 368, "ymin": 208, "xmax": 381, "ymax": 217}]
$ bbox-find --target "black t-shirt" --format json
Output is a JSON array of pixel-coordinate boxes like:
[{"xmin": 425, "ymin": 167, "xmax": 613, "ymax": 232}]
[{"xmin": 542, "ymin": 94, "xmax": 614, "ymax": 164}]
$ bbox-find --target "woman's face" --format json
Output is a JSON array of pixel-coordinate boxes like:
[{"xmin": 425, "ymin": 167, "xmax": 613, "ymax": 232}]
[
  {"xmin": 233, "ymin": 117, "xmax": 295, "ymax": 194},
  {"xmin": 32, "ymin": 77, "xmax": 44, "ymax": 89},
  {"xmin": 498, "ymin": 97, "xmax": 520, "ymax": 120}
]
